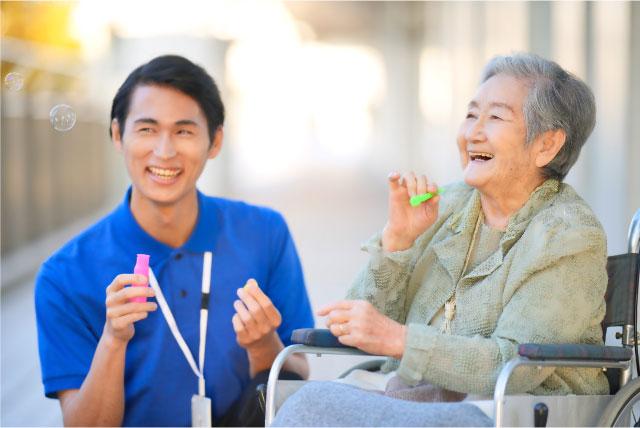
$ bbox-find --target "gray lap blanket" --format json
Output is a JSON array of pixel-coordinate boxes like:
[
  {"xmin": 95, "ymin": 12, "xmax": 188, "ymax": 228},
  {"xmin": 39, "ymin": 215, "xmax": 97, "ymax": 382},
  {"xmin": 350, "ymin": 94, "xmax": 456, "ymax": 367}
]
[{"xmin": 272, "ymin": 381, "xmax": 493, "ymax": 427}]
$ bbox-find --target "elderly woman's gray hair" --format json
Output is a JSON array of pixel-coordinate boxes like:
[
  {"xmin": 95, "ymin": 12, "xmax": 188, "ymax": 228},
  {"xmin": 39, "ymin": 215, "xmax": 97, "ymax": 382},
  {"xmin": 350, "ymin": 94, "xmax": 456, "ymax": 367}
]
[{"xmin": 481, "ymin": 53, "xmax": 596, "ymax": 181}]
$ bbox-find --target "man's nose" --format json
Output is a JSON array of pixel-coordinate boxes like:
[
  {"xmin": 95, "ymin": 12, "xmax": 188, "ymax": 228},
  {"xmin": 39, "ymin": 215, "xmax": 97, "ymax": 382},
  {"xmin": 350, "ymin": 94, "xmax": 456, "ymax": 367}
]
[{"xmin": 152, "ymin": 133, "xmax": 177, "ymax": 159}]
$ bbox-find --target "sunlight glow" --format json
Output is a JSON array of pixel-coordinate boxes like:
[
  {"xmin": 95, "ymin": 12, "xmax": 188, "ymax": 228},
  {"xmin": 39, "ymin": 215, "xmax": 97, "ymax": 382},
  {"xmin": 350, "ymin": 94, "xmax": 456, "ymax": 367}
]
[{"xmin": 420, "ymin": 48, "xmax": 453, "ymax": 125}]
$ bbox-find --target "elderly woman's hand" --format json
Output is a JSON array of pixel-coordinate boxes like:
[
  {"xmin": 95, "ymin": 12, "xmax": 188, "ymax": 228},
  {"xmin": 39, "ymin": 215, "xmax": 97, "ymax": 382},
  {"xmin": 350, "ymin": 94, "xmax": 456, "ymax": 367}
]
[
  {"xmin": 318, "ymin": 300, "xmax": 407, "ymax": 359},
  {"xmin": 382, "ymin": 172, "xmax": 440, "ymax": 252}
]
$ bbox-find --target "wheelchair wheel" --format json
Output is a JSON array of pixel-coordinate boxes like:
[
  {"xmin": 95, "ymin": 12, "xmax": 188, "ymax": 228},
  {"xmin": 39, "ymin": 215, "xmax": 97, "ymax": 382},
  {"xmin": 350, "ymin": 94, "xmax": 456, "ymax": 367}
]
[{"xmin": 598, "ymin": 377, "xmax": 640, "ymax": 427}]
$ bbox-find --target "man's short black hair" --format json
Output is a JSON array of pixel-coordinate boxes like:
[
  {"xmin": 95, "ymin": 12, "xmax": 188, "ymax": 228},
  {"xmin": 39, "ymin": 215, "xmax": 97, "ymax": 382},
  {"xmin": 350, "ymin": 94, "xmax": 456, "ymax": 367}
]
[{"xmin": 110, "ymin": 55, "xmax": 225, "ymax": 144}]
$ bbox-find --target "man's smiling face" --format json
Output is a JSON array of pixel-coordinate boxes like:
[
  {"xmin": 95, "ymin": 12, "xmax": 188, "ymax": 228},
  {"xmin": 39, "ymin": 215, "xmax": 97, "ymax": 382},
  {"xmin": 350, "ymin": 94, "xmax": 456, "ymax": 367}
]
[{"xmin": 112, "ymin": 84, "xmax": 221, "ymax": 206}]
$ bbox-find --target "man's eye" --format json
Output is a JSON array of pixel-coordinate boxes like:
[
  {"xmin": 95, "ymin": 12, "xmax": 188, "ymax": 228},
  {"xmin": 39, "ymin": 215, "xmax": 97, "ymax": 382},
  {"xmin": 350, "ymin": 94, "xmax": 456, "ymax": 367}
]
[
  {"xmin": 138, "ymin": 127, "xmax": 153, "ymax": 134},
  {"xmin": 177, "ymin": 129, "xmax": 193, "ymax": 136}
]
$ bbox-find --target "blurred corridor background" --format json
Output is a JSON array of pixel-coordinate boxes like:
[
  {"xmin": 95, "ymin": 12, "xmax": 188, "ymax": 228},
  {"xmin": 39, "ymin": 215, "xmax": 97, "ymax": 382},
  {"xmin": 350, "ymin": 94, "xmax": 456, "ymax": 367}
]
[{"xmin": 2, "ymin": 1, "xmax": 639, "ymax": 425}]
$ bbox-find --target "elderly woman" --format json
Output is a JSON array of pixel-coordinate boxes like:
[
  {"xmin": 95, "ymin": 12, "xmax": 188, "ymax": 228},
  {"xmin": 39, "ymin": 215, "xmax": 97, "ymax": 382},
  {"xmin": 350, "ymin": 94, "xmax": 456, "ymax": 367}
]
[{"xmin": 272, "ymin": 52, "xmax": 608, "ymax": 427}]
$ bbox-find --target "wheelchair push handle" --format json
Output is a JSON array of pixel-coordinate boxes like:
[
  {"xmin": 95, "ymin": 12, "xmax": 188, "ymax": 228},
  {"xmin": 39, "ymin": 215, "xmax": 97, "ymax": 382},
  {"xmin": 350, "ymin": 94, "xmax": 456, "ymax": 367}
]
[{"xmin": 629, "ymin": 208, "xmax": 640, "ymax": 254}]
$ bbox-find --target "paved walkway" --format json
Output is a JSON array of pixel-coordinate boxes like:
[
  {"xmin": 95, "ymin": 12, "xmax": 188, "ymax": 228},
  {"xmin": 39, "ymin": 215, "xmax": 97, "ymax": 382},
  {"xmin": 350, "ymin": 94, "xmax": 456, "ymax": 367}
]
[{"xmin": 1, "ymin": 281, "xmax": 64, "ymax": 426}]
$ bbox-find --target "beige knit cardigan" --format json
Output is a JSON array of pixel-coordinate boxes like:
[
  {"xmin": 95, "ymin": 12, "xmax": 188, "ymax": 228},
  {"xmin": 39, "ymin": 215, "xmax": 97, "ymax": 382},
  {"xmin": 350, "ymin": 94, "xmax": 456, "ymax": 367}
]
[{"xmin": 347, "ymin": 179, "xmax": 609, "ymax": 396}]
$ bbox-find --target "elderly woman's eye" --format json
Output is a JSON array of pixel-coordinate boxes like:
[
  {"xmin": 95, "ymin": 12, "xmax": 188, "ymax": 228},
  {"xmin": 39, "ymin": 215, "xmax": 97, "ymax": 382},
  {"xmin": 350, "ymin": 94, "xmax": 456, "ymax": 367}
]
[
  {"xmin": 466, "ymin": 113, "xmax": 477, "ymax": 119},
  {"xmin": 490, "ymin": 115, "xmax": 503, "ymax": 120}
]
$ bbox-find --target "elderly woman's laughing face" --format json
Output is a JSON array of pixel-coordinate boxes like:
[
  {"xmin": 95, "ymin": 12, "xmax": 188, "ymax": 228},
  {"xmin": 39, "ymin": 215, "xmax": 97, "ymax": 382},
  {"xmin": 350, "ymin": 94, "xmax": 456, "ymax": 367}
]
[{"xmin": 457, "ymin": 73, "xmax": 544, "ymax": 196}]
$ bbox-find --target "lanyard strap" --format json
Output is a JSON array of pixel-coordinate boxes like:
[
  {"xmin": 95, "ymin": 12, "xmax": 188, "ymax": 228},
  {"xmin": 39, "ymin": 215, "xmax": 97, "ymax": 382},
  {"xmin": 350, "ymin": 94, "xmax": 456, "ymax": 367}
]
[{"xmin": 148, "ymin": 251, "xmax": 212, "ymax": 396}]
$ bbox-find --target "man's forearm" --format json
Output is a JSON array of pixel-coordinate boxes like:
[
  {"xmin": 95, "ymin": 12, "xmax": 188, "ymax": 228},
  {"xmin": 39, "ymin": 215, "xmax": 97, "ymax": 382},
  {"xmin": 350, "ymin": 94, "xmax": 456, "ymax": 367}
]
[
  {"xmin": 60, "ymin": 334, "xmax": 127, "ymax": 426},
  {"xmin": 246, "ymin": 332, "xmax": 309, "ymax": 379},
  {"xmin": 281, "ymin": 353, "xmax": 309, "ymax": 379}
]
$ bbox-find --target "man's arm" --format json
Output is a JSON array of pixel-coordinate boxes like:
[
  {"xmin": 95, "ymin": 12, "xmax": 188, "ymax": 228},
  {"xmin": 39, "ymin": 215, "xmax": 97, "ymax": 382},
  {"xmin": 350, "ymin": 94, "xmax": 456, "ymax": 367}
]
[
  {"xmin": 58, "ymin": 334, "xmax": 127, "ymax": 426},
  {"xmin": 243, "ymin": 332, "xmax": 309, "ymax": 379},
  {"xmin": 57, "ymin": 274, "xmax": 157, "ymax": 426}
]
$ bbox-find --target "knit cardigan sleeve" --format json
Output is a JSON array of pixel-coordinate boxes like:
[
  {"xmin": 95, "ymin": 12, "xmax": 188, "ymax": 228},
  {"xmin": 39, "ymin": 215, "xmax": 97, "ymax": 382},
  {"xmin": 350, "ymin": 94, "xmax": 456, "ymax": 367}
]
[
  {"xmin": 345, "ymin": 233, "xmax": 418, "ymax": 323},
  {"xmin": 345, "ymin": 184, "xmax": 467, "ymax": 323}
]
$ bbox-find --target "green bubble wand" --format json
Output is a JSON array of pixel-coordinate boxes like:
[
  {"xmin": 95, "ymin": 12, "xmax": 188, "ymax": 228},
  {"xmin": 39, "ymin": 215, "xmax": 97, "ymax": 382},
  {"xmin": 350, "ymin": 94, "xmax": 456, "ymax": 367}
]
[{"xmin": 409, "ymin": 188, "xmax": 445, "ymax": 207}]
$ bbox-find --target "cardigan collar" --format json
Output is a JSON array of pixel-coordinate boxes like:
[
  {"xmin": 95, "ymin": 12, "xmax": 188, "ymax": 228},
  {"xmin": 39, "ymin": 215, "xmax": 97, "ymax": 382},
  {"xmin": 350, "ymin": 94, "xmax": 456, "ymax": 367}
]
[{"xmin": 434, "ymin": 179, "xmax": 561, "ymax": 284}]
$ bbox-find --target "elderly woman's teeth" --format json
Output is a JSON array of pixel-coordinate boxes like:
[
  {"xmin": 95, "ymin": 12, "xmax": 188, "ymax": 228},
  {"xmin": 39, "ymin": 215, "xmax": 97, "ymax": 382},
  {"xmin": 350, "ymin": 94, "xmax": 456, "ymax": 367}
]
[{"xmin": 469, "ymin": 152, "xmax": 494, "ymax": 161}]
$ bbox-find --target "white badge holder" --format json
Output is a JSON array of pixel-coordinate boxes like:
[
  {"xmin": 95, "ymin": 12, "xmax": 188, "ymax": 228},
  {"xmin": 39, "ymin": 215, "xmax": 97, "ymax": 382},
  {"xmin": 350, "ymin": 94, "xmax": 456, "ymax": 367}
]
[{"xmin": 191, "ymin": 395, "xmax": 212, "ymax": 427}]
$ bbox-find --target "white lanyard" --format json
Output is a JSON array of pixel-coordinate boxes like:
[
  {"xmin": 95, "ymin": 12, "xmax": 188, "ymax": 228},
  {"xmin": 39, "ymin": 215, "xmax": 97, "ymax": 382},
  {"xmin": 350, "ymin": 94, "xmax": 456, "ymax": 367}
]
[{"xmin": 148, "ymin": 251, "xmax": 212, "ymax": 396}]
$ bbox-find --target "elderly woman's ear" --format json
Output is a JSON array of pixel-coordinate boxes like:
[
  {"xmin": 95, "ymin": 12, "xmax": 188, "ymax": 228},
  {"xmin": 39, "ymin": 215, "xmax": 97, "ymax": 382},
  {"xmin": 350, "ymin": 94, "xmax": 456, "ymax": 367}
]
[{"xmin": 534, "ymin": 129, "xmax": 567, "ymax": 168}]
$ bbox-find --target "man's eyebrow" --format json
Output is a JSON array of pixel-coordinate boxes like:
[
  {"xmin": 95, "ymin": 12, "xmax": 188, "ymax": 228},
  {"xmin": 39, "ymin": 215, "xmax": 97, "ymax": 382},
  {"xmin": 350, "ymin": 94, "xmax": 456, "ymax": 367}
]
[
  {"xmin": 133, "ymin": 118, "xmax": 159, "ymax": 125},
  {"xmin": 175, "ymin": 119, "xmax": 200, "ymax": 127}
]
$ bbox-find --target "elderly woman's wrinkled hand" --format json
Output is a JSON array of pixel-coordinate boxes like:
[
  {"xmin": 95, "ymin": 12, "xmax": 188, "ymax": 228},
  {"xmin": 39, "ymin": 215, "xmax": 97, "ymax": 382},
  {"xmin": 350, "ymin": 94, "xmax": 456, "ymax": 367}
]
[
  {"xmin": 382, "ymin": 171, "xmax": 440, "ymax": 252},
  {"xmin": 317, "ymin": 300, "xmax": 407, "ymax": 359}
]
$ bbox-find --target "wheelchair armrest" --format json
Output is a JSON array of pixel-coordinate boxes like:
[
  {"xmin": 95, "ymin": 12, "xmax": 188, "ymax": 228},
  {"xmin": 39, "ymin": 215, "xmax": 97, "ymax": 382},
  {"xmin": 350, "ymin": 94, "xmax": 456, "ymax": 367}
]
[
  {"xmin": 291, "ymin": 328, "xmax": 355, "ymax": 348},
  {"xmin": 494, "ymin": 345, "xmax": 633, "ymax": 427},
  {"xmin": 518, "ymin": 343, "xmax": 633, "ymax": 362}
]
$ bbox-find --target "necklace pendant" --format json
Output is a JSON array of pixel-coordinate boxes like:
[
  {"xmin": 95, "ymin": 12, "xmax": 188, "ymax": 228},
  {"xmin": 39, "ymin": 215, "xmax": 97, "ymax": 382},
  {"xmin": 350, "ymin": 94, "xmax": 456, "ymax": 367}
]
[
  {"xmin": 444, "ymin": 298, "xmax": 456, "ymax": 321},
  {"xmin": 442, "ymin": 298, "xmax": 456, "ymax": 334}
]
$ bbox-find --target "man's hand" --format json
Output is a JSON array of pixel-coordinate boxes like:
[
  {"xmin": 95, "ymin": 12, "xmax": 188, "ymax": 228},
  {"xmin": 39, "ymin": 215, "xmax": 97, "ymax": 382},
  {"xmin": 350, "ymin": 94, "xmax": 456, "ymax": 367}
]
[
  {"xmin": 104, "ymin": 274, "xmax": 157, "ymax": 344},
  {"xmin": 382, "ymin": 171, "xmax": 440, "ymax": 252},
  {"xmin": 232, "ymin": 279, "xmax": 306, "ymax": 378},
  {"xmin": 318, "ymin": 300, "xmax": 407, "ymax": 359},
  {"xmin": 232, "ymin": 279, "xmax": 282, "ymax": 350}
]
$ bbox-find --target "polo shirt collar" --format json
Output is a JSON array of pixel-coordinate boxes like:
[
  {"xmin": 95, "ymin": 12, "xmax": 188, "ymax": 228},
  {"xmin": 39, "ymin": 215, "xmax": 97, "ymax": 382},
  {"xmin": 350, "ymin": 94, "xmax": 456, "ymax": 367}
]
[
  {"xmin": 182, "ymin": 190, "xmax": 221, "ymax": 254},
  {"xmin": 113, "ymin": 187, "xmax": 220, "ymax": 261}
]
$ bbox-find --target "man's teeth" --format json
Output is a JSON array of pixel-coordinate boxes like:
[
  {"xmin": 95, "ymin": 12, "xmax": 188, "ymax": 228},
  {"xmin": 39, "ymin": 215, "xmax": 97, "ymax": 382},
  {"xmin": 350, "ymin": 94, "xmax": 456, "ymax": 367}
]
[
  {"xmin": 469, "ymin": 152, "xmax": 494, "ymax": 161},
  {"xmin": 148, "ymin": 167, "xmax": 180, "ymax": 178}
]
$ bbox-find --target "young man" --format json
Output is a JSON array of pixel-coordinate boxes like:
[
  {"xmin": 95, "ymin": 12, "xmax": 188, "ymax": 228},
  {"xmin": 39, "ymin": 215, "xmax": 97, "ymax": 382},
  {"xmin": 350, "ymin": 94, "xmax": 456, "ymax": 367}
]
[{"xmin": 35, "ymin": 55, "xmax": 314, "ymax": 427}]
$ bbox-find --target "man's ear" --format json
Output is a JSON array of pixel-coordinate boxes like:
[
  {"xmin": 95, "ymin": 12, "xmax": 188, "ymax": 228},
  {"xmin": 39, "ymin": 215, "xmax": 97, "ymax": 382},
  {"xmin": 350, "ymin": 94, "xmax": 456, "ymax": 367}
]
[
  {"xmin": 535, "ymin": 129, "xmax": 566, "ymax": 168},
  {"xmin": 111, "ymin": 119, "xmax": 124, "ymax": 153},
  {"xmin": 207, "ymin": 127, "xmax": 224, "ymax": 159}
]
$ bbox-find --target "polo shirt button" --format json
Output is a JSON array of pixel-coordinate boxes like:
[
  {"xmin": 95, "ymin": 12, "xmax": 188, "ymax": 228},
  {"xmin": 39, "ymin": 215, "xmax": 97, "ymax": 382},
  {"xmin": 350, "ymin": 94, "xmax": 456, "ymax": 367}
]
[{"xmin": 174, "ymin": 253, "xmax": 183, "ymax": 260}]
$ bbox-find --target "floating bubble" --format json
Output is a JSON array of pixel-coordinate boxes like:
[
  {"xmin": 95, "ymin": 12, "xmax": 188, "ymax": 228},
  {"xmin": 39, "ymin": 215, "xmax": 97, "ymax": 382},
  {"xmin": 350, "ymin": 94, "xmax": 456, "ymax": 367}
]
[
  {"xmin": 4, "ymin": 72, "xmax": 24, "ymax": 91},
  {"xmin": 49, "ymin": 104, "xmax": 77, "ymax": 132}
]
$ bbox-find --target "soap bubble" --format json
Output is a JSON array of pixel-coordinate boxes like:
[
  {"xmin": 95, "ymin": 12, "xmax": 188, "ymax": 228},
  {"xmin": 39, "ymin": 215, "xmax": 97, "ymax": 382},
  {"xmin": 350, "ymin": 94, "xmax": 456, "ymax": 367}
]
[
  {"xmin": 49, "ymin": 104, "xmax": 77, "ymax": 132},
  {"xmin": 4, "ymin": 72, "xmax": 24, "ymax": 91}
]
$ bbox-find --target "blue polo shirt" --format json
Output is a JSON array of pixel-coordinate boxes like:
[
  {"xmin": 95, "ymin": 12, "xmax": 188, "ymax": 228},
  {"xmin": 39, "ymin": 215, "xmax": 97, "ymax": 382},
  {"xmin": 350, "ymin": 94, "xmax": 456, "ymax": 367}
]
[{"xmin": 35, "ymin": 188, "xmax": 314, "ymax": 426}]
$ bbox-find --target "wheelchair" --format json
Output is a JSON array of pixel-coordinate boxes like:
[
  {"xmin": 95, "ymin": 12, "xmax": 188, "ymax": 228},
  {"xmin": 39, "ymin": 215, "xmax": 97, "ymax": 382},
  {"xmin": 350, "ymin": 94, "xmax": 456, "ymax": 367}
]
[{"xmin": 264, "ymin": 208, "xmax": 640, "ymax": 427}]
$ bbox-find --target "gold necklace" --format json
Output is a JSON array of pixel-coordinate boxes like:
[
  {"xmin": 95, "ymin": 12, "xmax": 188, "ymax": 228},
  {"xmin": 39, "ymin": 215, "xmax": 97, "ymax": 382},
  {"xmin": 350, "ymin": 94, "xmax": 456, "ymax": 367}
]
[{"xmin": 442, "ymin": 211, "xmax": 483, "ymax": 334}]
